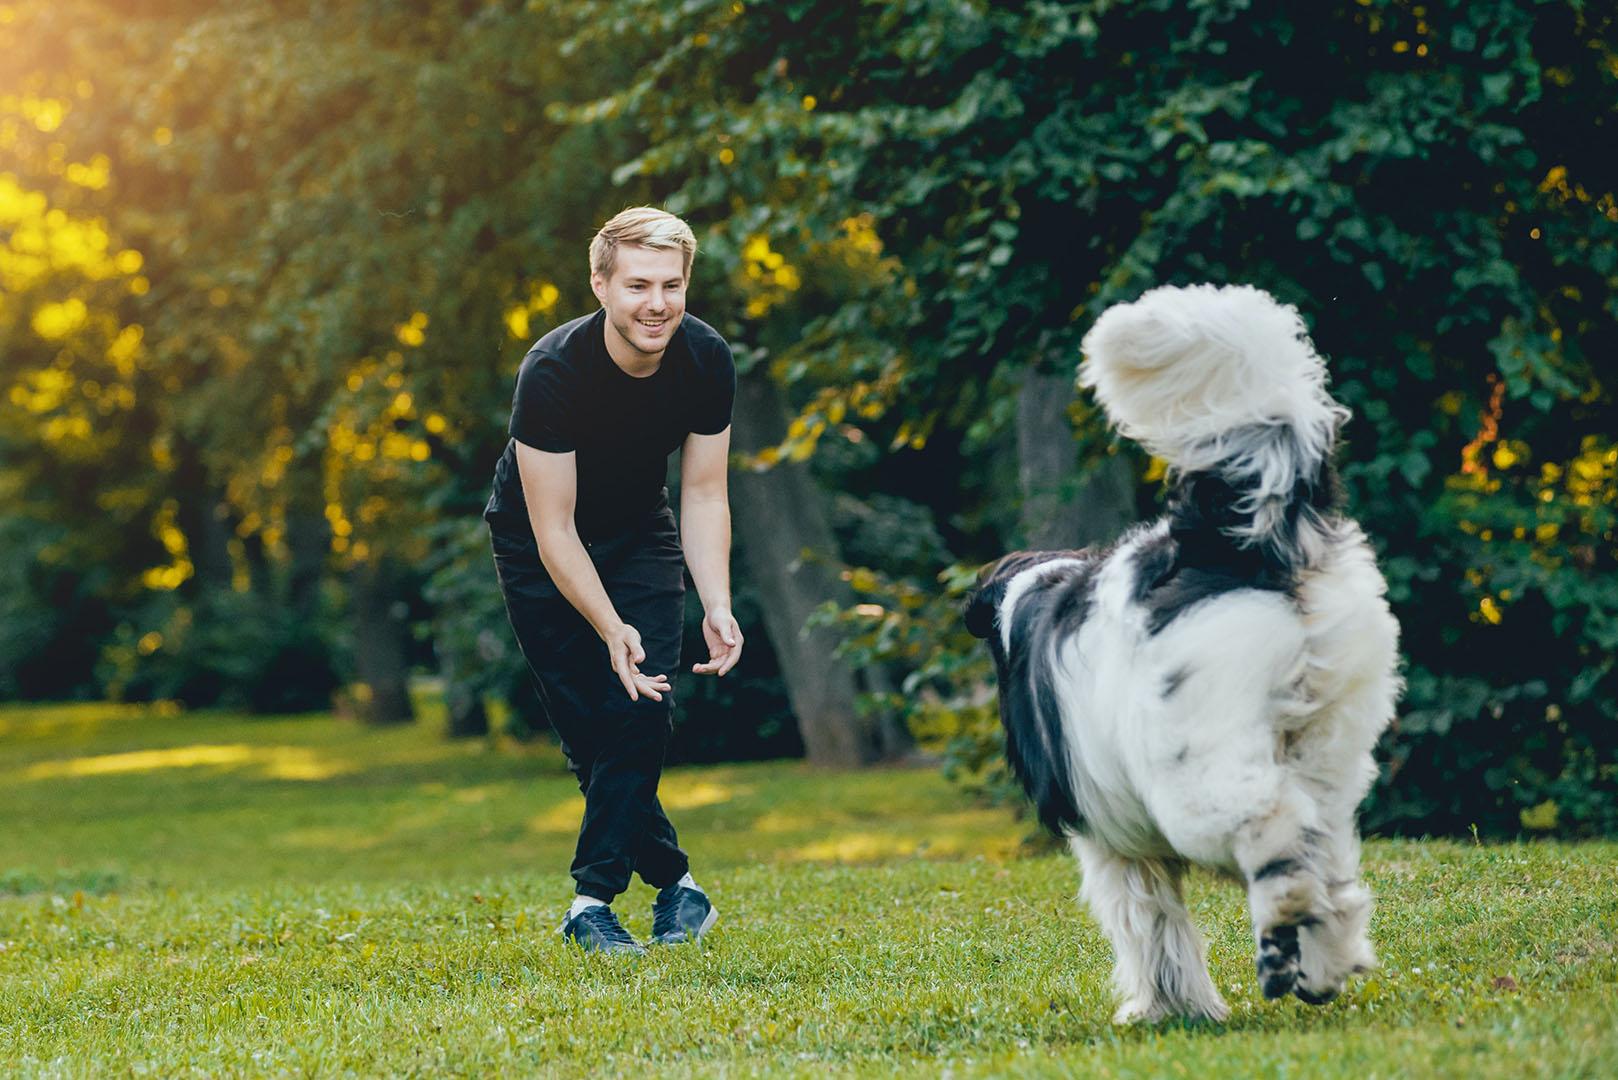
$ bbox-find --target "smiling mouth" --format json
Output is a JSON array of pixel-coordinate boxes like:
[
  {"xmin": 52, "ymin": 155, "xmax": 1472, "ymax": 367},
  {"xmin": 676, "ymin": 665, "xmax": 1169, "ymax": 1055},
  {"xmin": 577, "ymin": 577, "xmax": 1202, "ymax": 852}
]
[{"xmin": 636, "ymin": 318, "xmax": 668, "ymax": 331}]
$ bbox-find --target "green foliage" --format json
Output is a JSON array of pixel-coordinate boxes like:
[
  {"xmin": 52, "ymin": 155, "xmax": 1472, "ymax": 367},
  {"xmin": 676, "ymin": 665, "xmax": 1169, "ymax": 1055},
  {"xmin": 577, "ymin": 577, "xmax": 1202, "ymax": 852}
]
[
  {"xmin": 93, "ymin": 587, "xmax": 341, "ymax": 712},
  {"xmin": 570, "ymin": 0, "xmax": 1618, "ymax": 834},
  {"xmin": 1, "ymin": 0, "xmax": 653, "ymax": 713},
  {"xmin": 3, "ymin": 0, "xmax": 1615, "ymax": 825}
]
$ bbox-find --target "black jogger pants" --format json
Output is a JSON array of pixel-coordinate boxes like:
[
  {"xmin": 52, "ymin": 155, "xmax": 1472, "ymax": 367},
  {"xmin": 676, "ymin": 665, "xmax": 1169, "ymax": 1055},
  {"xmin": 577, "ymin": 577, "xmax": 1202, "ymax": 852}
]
[{"xmin": 491, "ymin": 494, "xmax": 690, "ymax": 902}]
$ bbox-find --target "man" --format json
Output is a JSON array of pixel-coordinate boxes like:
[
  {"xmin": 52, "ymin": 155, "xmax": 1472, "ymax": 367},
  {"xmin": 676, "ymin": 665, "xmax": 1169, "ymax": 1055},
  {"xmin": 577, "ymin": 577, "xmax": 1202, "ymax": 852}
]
[{"xmin": 484, "ymin": 207, "xmax": 743, "ymax": 954}]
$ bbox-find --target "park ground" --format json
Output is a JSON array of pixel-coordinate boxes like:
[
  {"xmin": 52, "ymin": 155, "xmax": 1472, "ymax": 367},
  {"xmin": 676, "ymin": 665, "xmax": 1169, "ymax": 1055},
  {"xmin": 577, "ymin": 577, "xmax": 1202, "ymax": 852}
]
[{"xmin": 1, "ymin": 701, "xmax": 1614, "ymax": 1079}]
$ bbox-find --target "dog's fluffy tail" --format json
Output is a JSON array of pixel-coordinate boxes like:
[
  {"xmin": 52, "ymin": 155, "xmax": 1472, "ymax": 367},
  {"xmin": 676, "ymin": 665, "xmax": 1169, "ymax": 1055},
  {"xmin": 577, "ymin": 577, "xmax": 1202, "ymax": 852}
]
[{"xmin": 1079, "ymin": 283, "xmax": 1348, "ymax": 571}]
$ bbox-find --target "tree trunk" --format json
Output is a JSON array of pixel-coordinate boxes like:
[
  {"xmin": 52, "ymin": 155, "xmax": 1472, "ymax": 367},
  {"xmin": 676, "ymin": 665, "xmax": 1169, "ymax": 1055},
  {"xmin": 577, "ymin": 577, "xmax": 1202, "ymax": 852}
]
[
  {"xmin": 349, "ymin": 558, "xmax": 416, "ymax": 725},
  {"xmin": 1017, "ymin": 372, "xmax": 1135, "ymax": 551},
  {"xmin": 285, "ymin": 503, "xmax": 330, "ymax": 624},
  {"xmin": 729, "ymin": 366, "xmax": 881, "ymax": 767},
  {"xmin": 169, "ymin": 436, "xmax": 234, "ymax": 597}
]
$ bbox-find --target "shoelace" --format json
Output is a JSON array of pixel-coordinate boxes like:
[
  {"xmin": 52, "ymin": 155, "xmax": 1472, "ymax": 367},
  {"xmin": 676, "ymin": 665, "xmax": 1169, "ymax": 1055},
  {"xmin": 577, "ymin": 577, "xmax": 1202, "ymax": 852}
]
[
  {"xmin": 576, "ymin": 905, "xmax": 637, "ymax": 946},
  {"xmin": 652, "ymin": 889, "xmax": 695, "ymax": 937}
]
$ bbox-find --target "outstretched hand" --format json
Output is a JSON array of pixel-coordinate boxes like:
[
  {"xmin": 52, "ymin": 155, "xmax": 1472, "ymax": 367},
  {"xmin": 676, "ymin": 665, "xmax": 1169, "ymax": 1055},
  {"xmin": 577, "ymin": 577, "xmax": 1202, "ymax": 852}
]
[
  {"xmin": 692, "ymin": 607, "xmax": 743, "ymax": 677},
  {"xmin": 603, "ymin": 622, "xmax": 670, "ymax": 701}
]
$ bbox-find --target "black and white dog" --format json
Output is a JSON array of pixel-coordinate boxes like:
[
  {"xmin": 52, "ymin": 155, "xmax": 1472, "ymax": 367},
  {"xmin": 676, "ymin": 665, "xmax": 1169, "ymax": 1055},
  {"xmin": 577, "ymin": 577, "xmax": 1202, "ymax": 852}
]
[{"xmin": 966, "ymin": 284, "xmax": 1402, "ymax": 1023}]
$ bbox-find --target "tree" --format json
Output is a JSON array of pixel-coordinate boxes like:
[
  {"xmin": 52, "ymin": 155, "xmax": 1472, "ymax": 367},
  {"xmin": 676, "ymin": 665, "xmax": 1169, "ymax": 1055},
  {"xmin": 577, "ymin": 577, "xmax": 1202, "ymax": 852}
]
[
  {"xmin": 3, "ymin": 0, "xmax": 652, "ymax": 722},
  {"xmin": 562, "ymin": 0, "xmax": 1618, "ymax": 833}
]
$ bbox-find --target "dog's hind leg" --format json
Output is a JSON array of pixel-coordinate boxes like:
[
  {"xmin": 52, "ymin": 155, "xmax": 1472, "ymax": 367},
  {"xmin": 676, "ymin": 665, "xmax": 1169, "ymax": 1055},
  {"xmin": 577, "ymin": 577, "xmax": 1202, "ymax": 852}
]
[
  {"xmin": 1292, "ymin": 820, "xmax": 1377, "ymax": 1005},
  {"xmin": 1072, "ymin": 836, "xmax": 1229, "ymax": 1024},
  {"xmin": 1231, "ymin": 787, "xmax": 1333, "ymax": 1000}
]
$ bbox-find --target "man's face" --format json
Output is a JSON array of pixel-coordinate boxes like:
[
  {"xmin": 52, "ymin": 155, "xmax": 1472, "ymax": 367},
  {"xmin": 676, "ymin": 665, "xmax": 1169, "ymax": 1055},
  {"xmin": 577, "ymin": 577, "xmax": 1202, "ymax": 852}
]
[{"xmin": 591, "ymin": 244, "xmax": 687, "ymax": 364}]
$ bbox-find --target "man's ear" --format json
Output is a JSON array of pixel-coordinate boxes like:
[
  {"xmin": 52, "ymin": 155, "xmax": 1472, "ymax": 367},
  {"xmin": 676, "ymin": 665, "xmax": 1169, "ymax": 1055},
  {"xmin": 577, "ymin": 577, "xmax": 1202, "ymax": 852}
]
[{"xmin": 589, "ymin": 272, "xmax": 606, "ymax": 305}]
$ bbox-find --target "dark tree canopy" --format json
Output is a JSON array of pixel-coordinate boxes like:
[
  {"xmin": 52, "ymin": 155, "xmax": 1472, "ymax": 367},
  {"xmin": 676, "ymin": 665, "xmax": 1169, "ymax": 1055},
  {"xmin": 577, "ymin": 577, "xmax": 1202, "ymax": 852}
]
[{"xmin": 2, "ymin": 0, "xmax": 1614, "ymax": 830}]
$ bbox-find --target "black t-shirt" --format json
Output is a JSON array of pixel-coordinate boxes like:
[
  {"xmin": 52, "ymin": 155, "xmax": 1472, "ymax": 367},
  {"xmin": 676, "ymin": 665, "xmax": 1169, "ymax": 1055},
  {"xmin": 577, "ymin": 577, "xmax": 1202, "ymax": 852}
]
[{"xmin": 484, "ymin": 308, "xmax": 736, "ymax": 543}]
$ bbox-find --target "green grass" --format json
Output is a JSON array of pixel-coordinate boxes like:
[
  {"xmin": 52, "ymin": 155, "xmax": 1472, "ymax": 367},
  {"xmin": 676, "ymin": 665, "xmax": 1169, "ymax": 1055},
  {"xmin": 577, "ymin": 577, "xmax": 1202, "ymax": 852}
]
[{"xmin": 1, "ymin": 702, "xmax": 1614, "ymax": 1078}]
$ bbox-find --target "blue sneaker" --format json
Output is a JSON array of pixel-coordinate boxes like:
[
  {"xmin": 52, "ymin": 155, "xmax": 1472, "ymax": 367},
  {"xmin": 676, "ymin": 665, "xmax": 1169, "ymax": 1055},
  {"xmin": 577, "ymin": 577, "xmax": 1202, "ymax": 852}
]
[
  {"xmin": 560, "ymin": 905, "xmax": 645, "ymax": 955},
  {"xmin": 650, "ymin": 885, "xmax": 718, "ymax": 945}
]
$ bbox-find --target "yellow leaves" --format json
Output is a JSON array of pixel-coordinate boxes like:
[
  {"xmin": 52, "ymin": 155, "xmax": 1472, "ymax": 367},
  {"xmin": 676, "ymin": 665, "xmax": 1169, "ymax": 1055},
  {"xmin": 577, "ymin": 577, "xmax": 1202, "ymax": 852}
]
[
  {"xmin": 1477, "ymin": 596, "xmax": 1503, "ymax": 625},
  {"xmin": 159, "ymin": 523, "xmax": 187, "ymax": 558},
  {"xmin": 504, "ymin": 282, "xmax": 560, "ymax": 340},
  {"xmin": 838, "ymin": 213, "xmax": 884, "ymax": 259},
  {"xmin": 891, "ymin": 420, "xmax": 926, "ymax": 451},
  {"xmin": 0, "ymin": 173, "xmax": 48, "ymax": 232},
  {"xmin": 719, "ymin": 147, "xmax": 735, "ymax": 165},
  {"xmin": 395, "ymin": 311, "xmax": 428, "ymax": 347},
  {"xmin": 65, "ymin": 154, "xmax": 111, "ymax": 190},
  {"xmin": 150, "ymin": 436, "xmax": 174, "ymax": 471},
  {"xmin": 1519, "ymin": 799, "xmax": 1559, "ymax": 831},
  {"xmin": 14, "ymin": 96, "xmax": 66, "ymax": 133},
  {"xmin": 320, "ymin": 338, "xmax": 444, "ymax": 567},
  {"xmin": 801, "ymin": 95, "xmax": 817, "ymax": 111},
  {"xmin": 30, "ymin": 297, "xmax": 88, "ymax": 339},
  {"xmin": 137, "ymin": 631, "xmax": 163, "ymax": 656},
  {"xmin": 106, "ymin": 324, "xmax": 143, "ymax": 375},
  {"xmin": 379, "ymin": 433, "xmax": 414, "ymax": 461},
  {"xmin": 10, "ymin": 367, "xmax": 73, "ymax": 413},
  {"xmin": 1491, "ymin": 441, "xmax": 1528, "ymax": 470},
  {"xmin": 744, "ymin": 234, "xmax": 779, "ymax": 267},
  {"xmin": 738, "ymin": 234, "xmax": 802, "ymax": 317},
  {"xmin": 1459, "ymin": 373, "xmax": 1504, "ymax": 478},
  {"xmin": 153, "ymin": 127, "xmax": 172, "ymax": 146},
  {"xmin": 844, "ymin": 568, "xmax": 880, "ymax": 592},
  {"xmin": 140, "ymin": 503, "xmax": 194, "ymax": 592},
  {"xmin": 1, "ymin": 175, "xmax": 138, "ymax": 304},
  {"xmin": 41, "ymin": 415, "xmax": 91, "ymax": 444},
  {"xmin": 503, "ymin": 308, "xmax": 529, "ymax": 340}
]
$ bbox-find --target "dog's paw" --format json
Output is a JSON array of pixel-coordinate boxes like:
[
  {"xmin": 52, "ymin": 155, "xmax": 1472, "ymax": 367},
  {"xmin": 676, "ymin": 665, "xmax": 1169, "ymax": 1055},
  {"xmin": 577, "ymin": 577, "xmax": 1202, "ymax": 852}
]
[
  {"xmin": 1256, "ymin": 924, "xmax": 1301, "ymax": 999},
  {"xmin": 1111, "ymin": 998, "xmax": 1158, "ymax": 1025},
  {"xmin": 1293, "ymin": 981, "xmax": 1340, "ymax": 1006},
  {"xmin": 1113, "ymin": 996, "xmax": 1230, "ymax": 1025}
]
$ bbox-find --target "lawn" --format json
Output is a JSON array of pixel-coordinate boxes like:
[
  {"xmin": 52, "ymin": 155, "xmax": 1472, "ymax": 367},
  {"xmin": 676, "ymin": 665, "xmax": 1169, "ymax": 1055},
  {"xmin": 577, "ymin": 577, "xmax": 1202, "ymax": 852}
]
[{"xmin": 1, "ymin": 702, "xmax": 1614, "ymax": 1078}]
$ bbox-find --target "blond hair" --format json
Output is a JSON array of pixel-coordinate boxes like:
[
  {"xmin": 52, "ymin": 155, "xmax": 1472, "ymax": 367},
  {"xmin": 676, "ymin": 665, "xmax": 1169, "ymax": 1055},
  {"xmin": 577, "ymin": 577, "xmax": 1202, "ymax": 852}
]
[{"xmin": 589, "ymin": 206, "xmax": 698, "ymax": 282}]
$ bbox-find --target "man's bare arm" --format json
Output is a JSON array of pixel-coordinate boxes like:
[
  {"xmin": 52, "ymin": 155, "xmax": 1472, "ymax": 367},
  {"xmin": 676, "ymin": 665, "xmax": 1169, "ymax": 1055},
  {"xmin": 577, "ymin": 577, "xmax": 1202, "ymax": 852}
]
[
  {"xmin": 679, "ymin": 427, "xmax": 743, "ymax": 676},
  {"xmin": 514, "ymin": 441, "xmax": 669, "ymax": 701}
]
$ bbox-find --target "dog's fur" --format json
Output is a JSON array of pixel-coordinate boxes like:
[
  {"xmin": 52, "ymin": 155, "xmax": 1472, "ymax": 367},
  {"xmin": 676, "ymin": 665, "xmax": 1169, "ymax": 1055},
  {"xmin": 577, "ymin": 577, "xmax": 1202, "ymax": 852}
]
[{"xmin": 965, "ymin": 284, "xmax": 1402, "ymax": 1023}]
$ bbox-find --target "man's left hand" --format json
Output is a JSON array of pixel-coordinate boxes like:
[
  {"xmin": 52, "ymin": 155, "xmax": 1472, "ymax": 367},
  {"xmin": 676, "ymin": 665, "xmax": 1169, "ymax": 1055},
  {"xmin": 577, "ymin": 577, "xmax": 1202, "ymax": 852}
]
[{"xmin": 692, "ymin": 608, "xmax": 743, "ymax": 676}]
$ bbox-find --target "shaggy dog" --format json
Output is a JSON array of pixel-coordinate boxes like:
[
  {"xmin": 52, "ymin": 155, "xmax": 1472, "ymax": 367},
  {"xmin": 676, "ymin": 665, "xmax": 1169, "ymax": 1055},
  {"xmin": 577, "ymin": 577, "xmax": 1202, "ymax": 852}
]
[{"xmin": 965, "ymin": 284, "xmax": 1402, "ymax": 1023}]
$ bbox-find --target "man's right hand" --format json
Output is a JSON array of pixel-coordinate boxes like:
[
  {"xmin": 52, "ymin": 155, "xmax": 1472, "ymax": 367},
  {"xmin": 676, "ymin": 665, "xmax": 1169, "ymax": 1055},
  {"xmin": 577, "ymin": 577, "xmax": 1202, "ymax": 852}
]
[{"xmin": 603, "ymin": 622, "xmax": 670, "ymax": 702}]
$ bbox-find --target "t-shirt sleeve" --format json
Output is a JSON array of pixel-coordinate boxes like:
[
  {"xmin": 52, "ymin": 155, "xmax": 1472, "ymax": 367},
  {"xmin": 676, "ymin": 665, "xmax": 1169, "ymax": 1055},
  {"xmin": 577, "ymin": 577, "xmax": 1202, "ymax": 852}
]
[
  {"xmin": 690, "ymin": 338, "xmax": 737, "ymax": 436},
  {"xmin": 508, "ymin": 351, "xmax": 576, "ymax": 452}
]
